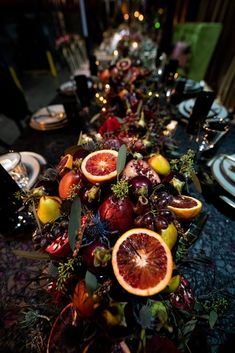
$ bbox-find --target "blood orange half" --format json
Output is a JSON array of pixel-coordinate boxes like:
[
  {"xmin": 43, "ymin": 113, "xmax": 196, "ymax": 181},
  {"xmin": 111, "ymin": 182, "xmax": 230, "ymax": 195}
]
[
  {"xmin": 81, "ymin": 149, "xmax": 118, "ymax": 184},
  {"xmin": 168, "ymin": 195, "xmax": 202, "ymax": 219},
  {"xmin": 112, "ymin": 228, "xmax": 173, "ymax": 296}
]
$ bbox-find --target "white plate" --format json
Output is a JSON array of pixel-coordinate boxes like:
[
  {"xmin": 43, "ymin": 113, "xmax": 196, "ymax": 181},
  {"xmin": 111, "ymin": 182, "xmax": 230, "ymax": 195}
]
[
  {"xmin": 20, "ymin": 151, "xmax": 47, "ymax": 166},
  {"xmin": 178, "ymin": 98, "xmax": 228, "ymax": 119},
  {"xmin": 59, "ymin": 80, "xmax": 76, "ymax": 95},
  {"xmin": 31, "ymin": 105, "xmax": 66, "ymax": 125},
  {"xmin": 221, "ymin": 155, "xmax": 235, "ymax": 184},
  {"xmin": 184, "ymin": 79, "xmax": 204, "ymax": 94},
  {"xmin": 20, "ymin": 154, "xmax": 40, "ymax": 189},
  {"xmin": 211, "ymin": 155, "xmax": 235, "ymax": 197}
]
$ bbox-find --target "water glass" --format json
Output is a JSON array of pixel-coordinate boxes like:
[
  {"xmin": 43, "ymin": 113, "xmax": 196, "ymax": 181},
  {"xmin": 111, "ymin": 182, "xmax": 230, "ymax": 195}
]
[{"xmin": 0, "ymin": 152, "xmax": 29, "ymax": 189}]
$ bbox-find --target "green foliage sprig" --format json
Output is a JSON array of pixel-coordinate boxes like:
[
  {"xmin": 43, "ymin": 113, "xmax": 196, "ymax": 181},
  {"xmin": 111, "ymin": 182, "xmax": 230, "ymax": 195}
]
[
  {"xmin": 56, "ymin": 256, "xmax": 82, "ymax": 293},
  {"xmin": 170, "ymin": 149, "xmax": 196, "ymax": 180}
]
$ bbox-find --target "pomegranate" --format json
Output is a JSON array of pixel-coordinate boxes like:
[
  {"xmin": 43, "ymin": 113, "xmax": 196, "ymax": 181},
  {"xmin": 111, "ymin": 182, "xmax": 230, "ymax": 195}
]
[
  {"xmin": 99, "ymin": 195, "xmax": 134, "ymax": 233},
  {"xmin": 122, "ymin": 159, "xmax": 161, "ymax": 184}
]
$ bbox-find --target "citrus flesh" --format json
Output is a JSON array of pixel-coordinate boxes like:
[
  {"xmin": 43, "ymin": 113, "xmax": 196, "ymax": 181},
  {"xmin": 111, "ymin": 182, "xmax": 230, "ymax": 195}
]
[
  {"xmin": 112, "ymin": 228, "xmax": 173, "ymax": 296},
  {"xmin": 168, "ymin": 195, "xmax": 202, "ymax": 219},
  {"xmin": 81, "ymin": 149, "xmax": 118, "ymax": 184}
]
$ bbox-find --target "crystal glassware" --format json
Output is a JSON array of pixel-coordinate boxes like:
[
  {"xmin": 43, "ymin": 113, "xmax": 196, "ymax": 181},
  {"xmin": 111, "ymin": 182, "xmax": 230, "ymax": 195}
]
[{"xmin": 0, "ymin": 151, "xmax": 29, "ymax": 189}]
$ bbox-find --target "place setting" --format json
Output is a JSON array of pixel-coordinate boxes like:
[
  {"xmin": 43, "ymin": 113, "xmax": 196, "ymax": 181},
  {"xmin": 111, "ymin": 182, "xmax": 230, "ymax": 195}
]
[
  {"xmin": 29, "ymin": 104, "xmax": 68, "ymax": 131},
  {"xmin": 0, "ymin": 150, "xmax": 47, "ymax": 190},
  {"xmin": 178, "ymin": 97, "xmax": 228, "ymax": 120}
]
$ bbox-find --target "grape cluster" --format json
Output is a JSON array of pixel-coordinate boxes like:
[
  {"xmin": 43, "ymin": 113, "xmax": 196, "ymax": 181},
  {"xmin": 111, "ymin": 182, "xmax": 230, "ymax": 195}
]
[
  {"xmin": 32, "ymin": 217, "xmax": 69, "ymax": 251},
  {"xmin": 134, "ymin": 191, "xmax": 175, "ymax": 232}
]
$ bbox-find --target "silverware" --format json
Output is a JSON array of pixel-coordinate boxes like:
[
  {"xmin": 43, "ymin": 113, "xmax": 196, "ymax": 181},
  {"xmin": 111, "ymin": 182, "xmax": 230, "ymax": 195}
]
[{"xmin": 219, "ymin": 195, "xmax": 235, "ymax": 208}]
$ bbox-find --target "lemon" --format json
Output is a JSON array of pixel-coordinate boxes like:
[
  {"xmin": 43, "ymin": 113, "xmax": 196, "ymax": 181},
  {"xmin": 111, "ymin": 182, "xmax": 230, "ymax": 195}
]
[
  {"xmin": 160, "ymin": 223, "xmax": 178, "ymax": 249},
  {"xmin": 37, "ymin": 196, "xmax": 62, "ymax": 224},
  {"xmin": 148, "ymin": 154, "xmax": 170, "ymax": 176}
]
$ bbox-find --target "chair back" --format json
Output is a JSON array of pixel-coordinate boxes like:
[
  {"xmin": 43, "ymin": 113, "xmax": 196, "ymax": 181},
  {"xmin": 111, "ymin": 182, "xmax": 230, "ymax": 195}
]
[{"xmin": 173, "ymin": 22, "xmax": 222, "ymax": 80}]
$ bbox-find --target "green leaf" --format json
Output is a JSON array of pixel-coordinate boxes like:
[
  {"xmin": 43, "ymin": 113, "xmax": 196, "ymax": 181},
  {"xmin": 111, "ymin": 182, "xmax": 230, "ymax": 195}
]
[
  {"xmin": 209, "ymin": 310, "xmax": 218, "ymax": 328},
  {"xmin": 116, "ymin": 144, "xmax": 127, "ymax": 177},
  {"xmin": 191, "ymin": 172, "xmax": 202, "ymax": 193},
  {"xmin": 48, "ymin": 261, "xmax": 59, "ymax": 278},
  {"xmin": 85, "ymin": 270, "xmax": 98, "ymax": 296},
  {"xmin": 68, "ymin": 197, "xmax": 81, "ymax": 251},
  {"xmin": 13, "ymin": 250, "xmax": 49, "ymax": 260}
]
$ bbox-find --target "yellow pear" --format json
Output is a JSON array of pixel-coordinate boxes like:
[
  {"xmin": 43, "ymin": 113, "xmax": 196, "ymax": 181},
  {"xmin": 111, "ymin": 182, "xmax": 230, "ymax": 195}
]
[
  {"xmin": 37, "ymin": 196, "xmax": 62, "ymax": 224},
  {"xmin": 160, "ymin": 223, "xmax": 178, "ymax": 249},
  {"xmin": 163, "ymin": 275, "xmax": 181, "ymax": 293},
  {"xmin": 148, "ymin": 154, "xmax": 170, "ymax": 176}
]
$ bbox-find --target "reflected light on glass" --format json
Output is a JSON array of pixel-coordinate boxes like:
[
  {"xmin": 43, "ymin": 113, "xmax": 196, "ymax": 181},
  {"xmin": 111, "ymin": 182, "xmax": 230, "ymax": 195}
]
[
  {"xmin": 148, "ymin": 91, "xmax": 153, "ymax": 96},
  {"xmin": 132, "ymin": 41, "xmax": 138, "ymax": 49},
  {"xmin": 102, "ymin": 107, "xmax": 106, "ymax": 112},
  {"xmin": 174, "ymin": 73, "xmax": 179, "ymax": 79}
]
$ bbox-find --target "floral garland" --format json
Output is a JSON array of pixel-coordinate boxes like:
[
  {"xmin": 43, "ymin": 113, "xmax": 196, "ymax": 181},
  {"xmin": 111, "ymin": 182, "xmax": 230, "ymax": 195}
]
[{"xmin": 17, "ymin": 55, "xmax": 229, "ymax": 353}]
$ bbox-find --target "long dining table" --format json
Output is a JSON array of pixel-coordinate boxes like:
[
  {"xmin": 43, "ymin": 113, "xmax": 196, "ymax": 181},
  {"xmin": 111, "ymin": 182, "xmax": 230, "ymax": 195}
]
[{"xmin": 1, "ymin": 78, "xmax": 235, "ymax": 353}]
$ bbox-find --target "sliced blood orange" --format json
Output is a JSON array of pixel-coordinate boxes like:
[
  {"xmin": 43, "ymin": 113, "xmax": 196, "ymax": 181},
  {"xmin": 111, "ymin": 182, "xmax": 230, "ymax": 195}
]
[
  {"xmin": 81, "ymin": 149, "xmax": 118, "ymax": 184},
  {"xmin": 168, "ymin": 195, "xmax": 202, "ymax": 219},
  {"xmin": 56, "ymin": 153, "xmax": 73, "ymax": 176},
  {"xmin": 112, "ymin": 228, "xmax": 173, "ymax": 296},
  {"xmin": 116, "ymin": 58, "xmax": 131, "ymax": 71}
]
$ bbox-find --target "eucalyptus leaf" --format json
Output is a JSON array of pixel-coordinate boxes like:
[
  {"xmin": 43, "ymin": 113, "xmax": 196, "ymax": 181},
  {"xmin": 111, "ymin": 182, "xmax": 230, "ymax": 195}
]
[
  {"xmin": 48, "ymin": 261, "xmax": 59, "ymax": 278},
  {"xmin": 191, "ymin": 172, "xmax": 202, "ymax": 193},
  {"xmin": 68, "ymin": 197, "xmax": 81, "ymax": 251},
  {"xmin": 85, "ymin": 270, "xmax": 98, "ymax": 296},
  {"xmin": 117, "ymin": 144, "xmax": 127, "ymax": 177},
  {"xmin": 13, "ymin": 250, "xmax": 49, "ymax": 260},
  {"xmin": 209, "ymin": 310, "xmax": 218, "ymax": 328}
]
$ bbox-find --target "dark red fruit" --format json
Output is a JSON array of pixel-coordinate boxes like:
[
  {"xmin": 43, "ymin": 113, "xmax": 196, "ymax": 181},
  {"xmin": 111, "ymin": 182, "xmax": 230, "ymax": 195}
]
[
  {"xmin": 72, "ymin": 280, "xmax": 95, "ymax": 318},
  {"xmin": 99, "ymin": 195, "xmax": 134, "ymax": 233},
  {"xmin": 82, "ymin": 241, "xmax": 111, "ymax": 273},
  {"xmin": 170, "ymin": 275, "xmax": 195, "ymax": 312},
  {"xmin": 45, "ymin": 230, "xmax": 71, "ymax": 258},
  {"xmin": 122, "ymin": 159, "xmax": 160, "ymax": 184},
  {"xmin": 154, "ymin": 216, "xmax": 168, "ymax": 232},
  {"xmin": 59, "ymin": 170, "xmax": 83, "ymax": 199},
  {"xmin": 80, "ymin": 184, "xmax": 101, "ymax": 207},
  {"xmin": 129, "ymin": 175, "xmax": 152, "ymax": 202},
  {"xmin": 102, "ymin": 137, "xmax": 122, "ymax": 151}
]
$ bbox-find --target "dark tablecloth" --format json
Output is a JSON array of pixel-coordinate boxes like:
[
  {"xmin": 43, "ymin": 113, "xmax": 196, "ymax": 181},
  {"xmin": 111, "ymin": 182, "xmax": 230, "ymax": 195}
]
[{"xmin": 2, "ymin": 92, "xmax": 235, "ymax": 353}]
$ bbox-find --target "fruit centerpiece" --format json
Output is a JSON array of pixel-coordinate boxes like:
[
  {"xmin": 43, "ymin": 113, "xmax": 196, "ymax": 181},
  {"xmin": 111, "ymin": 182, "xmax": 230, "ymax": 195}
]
[{"xmin": 17, "ymin": 55, "xmax": 219, "ymax": 353}]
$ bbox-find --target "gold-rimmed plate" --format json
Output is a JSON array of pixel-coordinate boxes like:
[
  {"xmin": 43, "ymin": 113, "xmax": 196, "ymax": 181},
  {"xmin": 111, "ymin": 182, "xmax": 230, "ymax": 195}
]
[
  {"xmin": 220, "ymin": 155, "xmax": 235, "ymax": 184},
  {"xmin": 29, "ymin": 119, "xmax": 68, "ymax": 131},
  {"xmin": 211, "ymin": 155, "xmax": 235, "ymax": 197},
  {"xmin": 31, "ymin": 105, "xmax": 66, "ymax": 126}
]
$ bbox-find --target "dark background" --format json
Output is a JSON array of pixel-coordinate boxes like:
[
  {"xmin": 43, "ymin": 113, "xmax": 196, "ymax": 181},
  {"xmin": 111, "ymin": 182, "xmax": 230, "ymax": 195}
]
[{"xmin": 0, "ymin": 0, "xmax": 234, "ymax": 108}]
